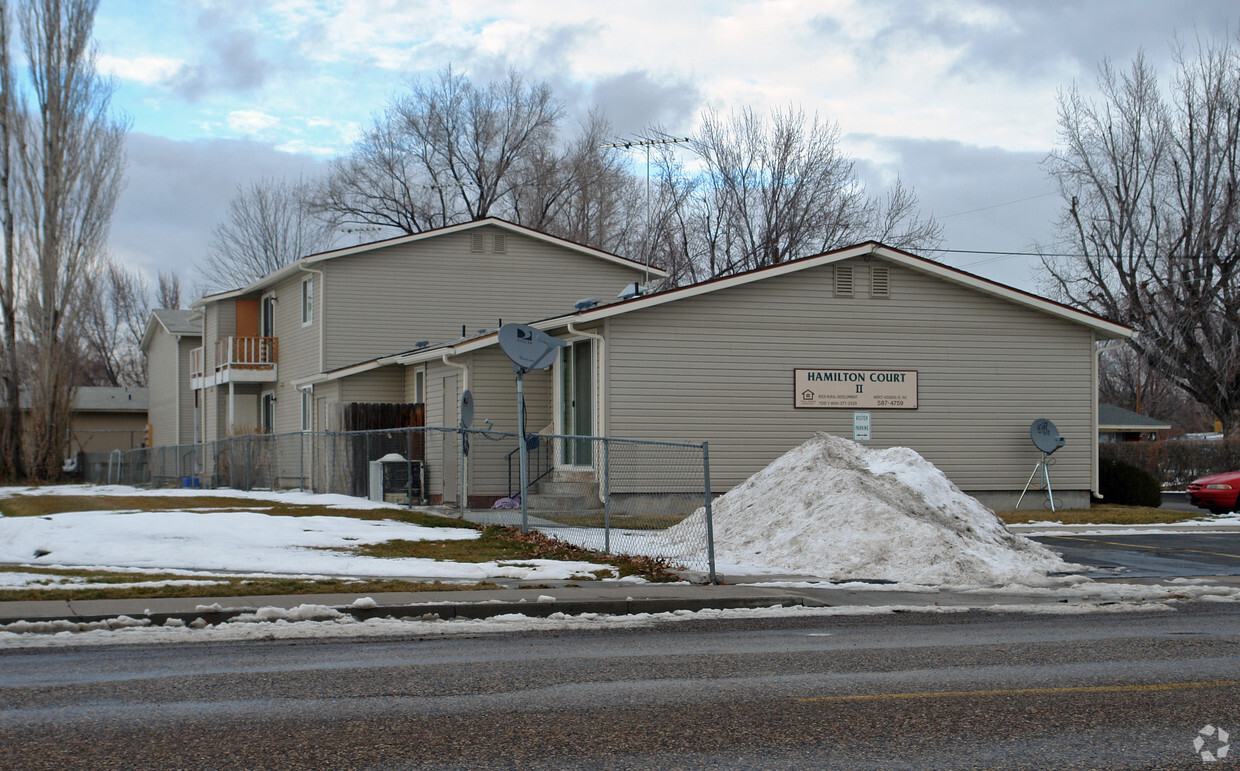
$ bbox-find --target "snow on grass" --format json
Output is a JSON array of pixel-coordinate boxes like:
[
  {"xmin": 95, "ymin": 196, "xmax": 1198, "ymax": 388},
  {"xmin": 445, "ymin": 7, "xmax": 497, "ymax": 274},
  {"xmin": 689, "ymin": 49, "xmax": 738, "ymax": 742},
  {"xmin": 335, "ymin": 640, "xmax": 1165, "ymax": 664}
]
[
  {"xmin": 0, "ymin": 485, "xmax": 616, "ymax": 582},
  {"xmin": 0, "ymin": 599, "xmax": 1178, "ymax": 649},
  {"xmin": 666, "ymin": 433, "xmax": 1075, "ymax": 585}
]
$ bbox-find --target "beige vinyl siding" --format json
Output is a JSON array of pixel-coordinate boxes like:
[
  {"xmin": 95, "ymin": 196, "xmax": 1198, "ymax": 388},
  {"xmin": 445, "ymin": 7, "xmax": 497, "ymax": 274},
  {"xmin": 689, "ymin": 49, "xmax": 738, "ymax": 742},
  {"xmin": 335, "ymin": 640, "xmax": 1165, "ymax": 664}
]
[
  {"xmin": 145, "ymin": 329, "xmax": 180, "ymax": 447},
  {"xmin": 422, "ymin": 359, "xmax": 453, "ymax": 498},
  {"xmin": 338, "ymin": 367, "xmax": 405, "ymax": 404},
  {"xmin": 177, "ymin": 337, "xmax": 197, "ymax": 443},
  {"xmin": 70, "ymin": 411, "xmax": 148, "ymax": 452},
  {"xmin": 605, "ymin": 258, "xmax": 1096, "ymax": 494},
  {"xmin": 463, "ymin": 349, "xmax": 552, "ymax": 498},
  {"xmin": 267, "ymin": 272, "xmax": 321, "ymax": 435},
  {"xmin": 321, "ymin": 226, "xmax": 646, "ymax": 370}
]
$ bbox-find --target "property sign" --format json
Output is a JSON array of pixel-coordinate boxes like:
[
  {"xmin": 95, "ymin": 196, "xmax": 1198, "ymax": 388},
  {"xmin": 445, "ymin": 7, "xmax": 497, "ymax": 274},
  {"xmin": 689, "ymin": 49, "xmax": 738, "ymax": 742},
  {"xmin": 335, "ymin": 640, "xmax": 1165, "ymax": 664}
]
[
  {"xmin": 853, "ymin": 411, "xmax": 871, "ymax": 441},
  {"xmin": 794, "ymin": 369, "xmax": 918, "ymax": 409}
]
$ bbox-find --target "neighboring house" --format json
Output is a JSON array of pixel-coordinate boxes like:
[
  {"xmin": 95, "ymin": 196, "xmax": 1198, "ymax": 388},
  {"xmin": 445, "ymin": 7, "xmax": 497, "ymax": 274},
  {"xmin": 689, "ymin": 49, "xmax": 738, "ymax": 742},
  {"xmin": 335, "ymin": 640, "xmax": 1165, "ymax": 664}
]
[
  {"xmin": 60, "ymin": 386, "xmax": 149, "ymax": 454},
  {"xmin": 305, "ymin": 241, "xmax": 1132, "ymax": 509},
  {"xmin": 180, "ymin": 218, "xmax": 663, "ymax": 444},
  {"xmin": 140, "ymin": 309, "xmax": 202, "ymax": 447},
  {"xmin": 1098, "ymin": 403, "xmax": 1173, "ymax": 442}
]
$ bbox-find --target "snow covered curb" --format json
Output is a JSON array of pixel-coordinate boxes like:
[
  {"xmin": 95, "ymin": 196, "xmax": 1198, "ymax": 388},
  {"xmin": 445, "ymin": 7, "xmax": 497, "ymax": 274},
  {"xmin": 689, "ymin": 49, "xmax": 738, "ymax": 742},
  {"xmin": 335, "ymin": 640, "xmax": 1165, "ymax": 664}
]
[{"xmin": 0, "ymin": 597, "xmax": 1183, "ymax": 649}]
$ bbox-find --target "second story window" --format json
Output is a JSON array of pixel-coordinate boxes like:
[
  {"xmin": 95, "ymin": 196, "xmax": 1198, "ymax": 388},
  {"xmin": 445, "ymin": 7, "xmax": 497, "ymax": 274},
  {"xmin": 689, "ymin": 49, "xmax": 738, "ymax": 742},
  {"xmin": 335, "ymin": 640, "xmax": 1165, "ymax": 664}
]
[{"xmin": 302, "ymin": 277, "xmax": 314, "ymax": 325}]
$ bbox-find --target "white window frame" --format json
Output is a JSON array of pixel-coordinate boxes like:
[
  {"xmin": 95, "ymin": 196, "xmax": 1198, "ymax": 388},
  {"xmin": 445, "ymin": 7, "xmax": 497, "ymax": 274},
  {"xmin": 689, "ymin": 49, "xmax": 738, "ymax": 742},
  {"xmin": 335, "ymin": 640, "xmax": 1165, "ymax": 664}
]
[
  {"xmin": 301, "ymin": 390, "xmax": 311, "ymax": 431},
  {"xmin": 414, "ymin": 368, "xmax": 425, "ymax": 404},
  {"xmin": 301, "ymin": 277, "xmax": 314, "ymax": 326}
]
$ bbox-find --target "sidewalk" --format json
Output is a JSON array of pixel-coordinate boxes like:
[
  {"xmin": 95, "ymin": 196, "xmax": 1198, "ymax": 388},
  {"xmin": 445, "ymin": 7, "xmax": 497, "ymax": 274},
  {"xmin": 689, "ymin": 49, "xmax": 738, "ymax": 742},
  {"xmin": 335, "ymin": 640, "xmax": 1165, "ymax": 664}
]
[{"xmin": 0, "ymin": 577, "xmax": 1138, "ymax": 628}]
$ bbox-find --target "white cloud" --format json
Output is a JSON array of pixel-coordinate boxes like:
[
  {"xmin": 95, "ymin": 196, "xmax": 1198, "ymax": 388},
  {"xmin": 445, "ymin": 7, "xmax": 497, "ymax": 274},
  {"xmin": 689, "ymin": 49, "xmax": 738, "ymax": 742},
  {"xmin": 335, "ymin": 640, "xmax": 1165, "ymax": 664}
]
[
  {"xmin": 226, "ymin": 109, "xmax": 281, "ymax": 135},
  {"xmin": 97, "ymin": 54, "xmax": 183, "ymax": 84}
]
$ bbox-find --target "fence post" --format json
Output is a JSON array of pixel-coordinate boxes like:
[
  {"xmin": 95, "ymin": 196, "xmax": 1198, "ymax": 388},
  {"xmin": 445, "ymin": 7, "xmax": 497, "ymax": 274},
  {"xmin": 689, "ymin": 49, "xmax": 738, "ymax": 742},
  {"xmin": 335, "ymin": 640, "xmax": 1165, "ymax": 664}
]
[
  {"xmin": 459, "ymin": 426, "xmax": 467, "ymax": 513},
  {"xmin": 703, "ymin": 441, "xmax": 716, "ymax": 584},
  {"xmin": 603, "ymin": 438, "xmax": 611, "ymax": 554}
]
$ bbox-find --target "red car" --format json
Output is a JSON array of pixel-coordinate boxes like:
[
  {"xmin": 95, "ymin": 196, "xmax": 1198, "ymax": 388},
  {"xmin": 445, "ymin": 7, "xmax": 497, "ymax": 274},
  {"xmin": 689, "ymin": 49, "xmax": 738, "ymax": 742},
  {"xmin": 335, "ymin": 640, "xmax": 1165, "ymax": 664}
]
[{"xmin": 1186, "ymin": 471, "xmax": 1240, "ymax": 514}]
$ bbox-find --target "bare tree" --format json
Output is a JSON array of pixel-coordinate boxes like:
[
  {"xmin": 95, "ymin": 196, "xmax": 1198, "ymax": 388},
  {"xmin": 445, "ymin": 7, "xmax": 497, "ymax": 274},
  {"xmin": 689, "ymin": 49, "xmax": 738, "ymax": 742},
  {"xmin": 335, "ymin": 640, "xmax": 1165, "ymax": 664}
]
[
  {"xmin": 651, "ymin": 106, "xmax": 941, "ymax": 282},
  {"xmin": 155, "ymin": 269, "xmax": 180, "ymax": 309},
  {"xmin": 1044, "ymin": 36, "xmax": 1240, "ymax": 434},
  {"xmin": 316, "ymin": 67, "xmax": 561, "ymax": 235},
  {"xmin": 201, "ymin": 176, "xmax": 337, "ymax": 290},
  {"xmin": 17, "ymin": 0, "xmax": 126, "ymax": 479},
  {"xmin": 0, "ymin": 0, "xmax": 22, "ymax": 479},
  {"xmin": 79, "ymin": 258, "xmax": 147, "ymax": 386},
  {"xmin": 509, "ymin": 111, "xmax": 643, "ymax": 254}
]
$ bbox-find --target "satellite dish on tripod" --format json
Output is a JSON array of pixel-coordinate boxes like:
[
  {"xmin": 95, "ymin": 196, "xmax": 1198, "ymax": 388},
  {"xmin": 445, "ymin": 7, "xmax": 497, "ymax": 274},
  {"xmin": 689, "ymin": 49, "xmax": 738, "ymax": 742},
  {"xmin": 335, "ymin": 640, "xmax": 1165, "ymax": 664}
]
[
  {"xmin": 1018, "ymin": 419, "xmax": 1066, "ymax": 512},
  {"xmin": 1030, "ymin": 418, "xmax": 1065, "ymax": 454}
]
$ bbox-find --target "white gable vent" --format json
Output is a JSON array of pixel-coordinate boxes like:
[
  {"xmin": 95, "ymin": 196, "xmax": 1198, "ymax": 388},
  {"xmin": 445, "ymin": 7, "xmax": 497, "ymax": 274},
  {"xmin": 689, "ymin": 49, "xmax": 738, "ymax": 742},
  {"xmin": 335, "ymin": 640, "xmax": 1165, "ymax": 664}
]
[
  {"xmin": 492, "ymin": 233, "xmax": 507, "ymax": 253},
  {"xmin": 871, "ymin": 265, "xmax": 890, "ymax": 298},
  {"xmin": 470, "ymin": 232, "xmax": 485, "ymax": 253},
  {"xmin": 834, "ymin": 265, "xmax": 854, "ymax": 297}
]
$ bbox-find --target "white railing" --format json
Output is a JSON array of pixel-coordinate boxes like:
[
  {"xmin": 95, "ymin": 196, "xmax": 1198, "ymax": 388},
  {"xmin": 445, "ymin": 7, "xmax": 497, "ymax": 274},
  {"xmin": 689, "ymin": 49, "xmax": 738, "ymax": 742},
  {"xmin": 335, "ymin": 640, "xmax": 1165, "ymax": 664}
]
[
  {"xmin": 190, "ymin": 347, "xmax": 204, "ymax": 379},
  {"xmin": 214, "ymin": 336, "xmax": 278, "ymax": 371}
]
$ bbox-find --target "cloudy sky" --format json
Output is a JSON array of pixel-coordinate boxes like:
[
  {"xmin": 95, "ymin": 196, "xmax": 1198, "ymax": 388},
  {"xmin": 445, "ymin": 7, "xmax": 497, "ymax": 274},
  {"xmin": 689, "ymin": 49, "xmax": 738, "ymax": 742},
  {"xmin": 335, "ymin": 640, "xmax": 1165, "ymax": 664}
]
[{"xmin": 90, "ymin": 0, "xmax": 1238, "ymax": 297}]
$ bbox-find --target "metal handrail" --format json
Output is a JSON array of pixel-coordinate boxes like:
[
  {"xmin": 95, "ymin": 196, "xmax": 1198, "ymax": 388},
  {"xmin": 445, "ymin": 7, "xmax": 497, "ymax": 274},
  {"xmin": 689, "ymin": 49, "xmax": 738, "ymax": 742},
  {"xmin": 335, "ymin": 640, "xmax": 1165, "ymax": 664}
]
[{"xmin": 507, "ymin": 435, "xmax": 552, "ymax": 498}]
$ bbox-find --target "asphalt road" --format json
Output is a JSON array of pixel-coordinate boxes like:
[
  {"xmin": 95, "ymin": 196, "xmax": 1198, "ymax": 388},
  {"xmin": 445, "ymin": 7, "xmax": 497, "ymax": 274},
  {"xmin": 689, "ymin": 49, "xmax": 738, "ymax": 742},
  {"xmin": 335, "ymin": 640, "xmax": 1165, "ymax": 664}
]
[
  {"xmin": 2, "ymin": 605, "xmax": 1239, "ymax": 769},
  {"xmin": 1031, "ymin": 532, "xmax": 1240, "ymax": 578}
]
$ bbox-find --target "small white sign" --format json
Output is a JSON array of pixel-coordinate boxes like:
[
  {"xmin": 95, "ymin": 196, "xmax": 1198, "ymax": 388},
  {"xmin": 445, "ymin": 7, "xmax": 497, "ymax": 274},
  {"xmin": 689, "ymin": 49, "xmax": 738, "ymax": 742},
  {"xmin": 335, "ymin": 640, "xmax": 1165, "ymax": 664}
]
[{"xmin": 853, "ymin": 411, "xmax": 871, "ymax": 442}]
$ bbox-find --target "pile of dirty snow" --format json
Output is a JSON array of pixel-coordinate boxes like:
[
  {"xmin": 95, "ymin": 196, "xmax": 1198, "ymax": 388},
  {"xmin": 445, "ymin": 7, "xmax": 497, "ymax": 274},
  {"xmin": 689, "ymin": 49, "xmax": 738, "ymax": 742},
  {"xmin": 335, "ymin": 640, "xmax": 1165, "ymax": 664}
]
[{"xmin": 670, "ymin": 433, "xmax": 1072, "ymax": 585}]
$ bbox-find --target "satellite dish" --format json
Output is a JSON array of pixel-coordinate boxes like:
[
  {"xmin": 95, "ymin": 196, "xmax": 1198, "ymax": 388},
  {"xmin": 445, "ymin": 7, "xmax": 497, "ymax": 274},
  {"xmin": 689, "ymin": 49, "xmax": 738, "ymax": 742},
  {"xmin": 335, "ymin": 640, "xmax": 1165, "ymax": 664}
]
[
  {"xmin": 497, "ymin": 323, "xmax": 566, "ymax": 372},
  {"xmin": 1030, "ymin": 419, "xmax": 1065, "ymax": 454},
  {"xmin": 460, "ymin": 389, "xmax": 474, "ymax": 428}
]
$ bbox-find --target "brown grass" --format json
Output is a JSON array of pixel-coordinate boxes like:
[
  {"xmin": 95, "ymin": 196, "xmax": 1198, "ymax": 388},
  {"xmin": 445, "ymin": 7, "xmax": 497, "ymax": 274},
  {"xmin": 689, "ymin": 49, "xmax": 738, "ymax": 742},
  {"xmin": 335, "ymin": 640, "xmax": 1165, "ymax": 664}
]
[
  {"xmin": 338, "ymin": 524, "xmax": 680, "ymax": 581},
  {"xmin": 0, "ymin": 493, "xmax": 461, "ymax": 528},
  {"xmin": 998, "ymin": 505, "xmax": 1210, "ymax": 525},
  {"xmin": 0, "ymin": 566, "xmax": 500, "ymax": 602}
]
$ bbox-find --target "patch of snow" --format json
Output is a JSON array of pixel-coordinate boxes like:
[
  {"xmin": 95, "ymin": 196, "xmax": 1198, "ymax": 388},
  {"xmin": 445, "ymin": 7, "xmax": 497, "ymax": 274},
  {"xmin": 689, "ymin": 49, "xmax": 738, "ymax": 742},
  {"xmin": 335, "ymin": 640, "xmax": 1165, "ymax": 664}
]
[
  {"xmin": 667, "ymin": 433, "xmax": 1074, "ymax": 585},
  {"xmin": 0, "ymin": 487, "xmax": 616, "ymax": 583},
  {"xmin": 536, "ymin": 595, "xmax": 556, "ymax": 602},
  {"xmin": 350, "ymin": 597, "xmax": 378, "ymax": 609}
]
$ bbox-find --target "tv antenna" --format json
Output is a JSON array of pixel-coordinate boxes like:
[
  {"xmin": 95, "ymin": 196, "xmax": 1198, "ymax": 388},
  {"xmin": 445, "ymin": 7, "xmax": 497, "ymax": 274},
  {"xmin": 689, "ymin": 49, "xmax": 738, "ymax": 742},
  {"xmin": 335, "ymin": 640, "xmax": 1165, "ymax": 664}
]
[
  {"xmin": 1016, "ymin": 419, "xmax": 1066, "ymax": 511},
  {"xmin": 601, "ymin": 135, "xmax": 691, "ymax": 285},
  {"xmin": 497, "ymin": 323, "xmax": 567, "ymax": 531}
]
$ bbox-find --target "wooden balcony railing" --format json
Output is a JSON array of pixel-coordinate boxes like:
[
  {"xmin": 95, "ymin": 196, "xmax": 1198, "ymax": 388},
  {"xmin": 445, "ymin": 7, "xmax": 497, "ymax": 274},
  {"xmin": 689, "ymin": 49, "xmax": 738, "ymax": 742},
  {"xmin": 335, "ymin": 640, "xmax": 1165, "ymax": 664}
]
[
  {"xmin": 190, "ymin": 347, "xmax": 204, "ymax": 380},
  {"xmin": 214, "ymin": 336, "xmax": 278, "ymax": 371}
]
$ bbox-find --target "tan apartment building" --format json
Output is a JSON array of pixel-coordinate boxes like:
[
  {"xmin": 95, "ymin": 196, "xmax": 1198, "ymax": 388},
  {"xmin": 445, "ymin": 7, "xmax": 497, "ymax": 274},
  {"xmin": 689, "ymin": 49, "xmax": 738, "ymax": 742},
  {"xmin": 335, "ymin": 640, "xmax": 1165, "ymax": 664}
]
[
  {"xmin": 306, "ymin": 242, "xmax": 1131, "ymax": 510},
  {"xmin": 174, "ymin": 219, "xmax": 662, "ymax": 444},
  {"xmin": 140, "ymin": 309, "xmax": 202, "ymax": 447}
]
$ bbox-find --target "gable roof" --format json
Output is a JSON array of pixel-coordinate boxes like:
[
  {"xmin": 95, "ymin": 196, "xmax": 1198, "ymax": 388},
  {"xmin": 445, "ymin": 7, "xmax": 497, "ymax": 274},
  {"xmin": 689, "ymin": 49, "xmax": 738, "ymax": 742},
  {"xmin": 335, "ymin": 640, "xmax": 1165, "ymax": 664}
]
[
  {"xmin": 192, "ymin": 218, "xmax": 666, "ymax": 308},
  {"xmin": 1098, "ymin": 403, "xmax": 1173, "ymax": 431},
  {"xmin": 140, "ymin": 309, "xmax": 201, "ymax": 351},
  {"xmin": 294, "ymin": 241, "xmax": 1135, "ymax": 387},
  {"xmin": 15, "ymin": 386, "xmax": 148, "ymax": 412}
]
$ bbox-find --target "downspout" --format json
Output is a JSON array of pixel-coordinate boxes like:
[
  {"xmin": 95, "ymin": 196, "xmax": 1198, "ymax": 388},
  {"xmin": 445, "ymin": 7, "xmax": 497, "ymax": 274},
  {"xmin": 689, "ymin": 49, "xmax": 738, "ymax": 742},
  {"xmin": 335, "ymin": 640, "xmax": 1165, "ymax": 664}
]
[
  {"xmin": 1093, "ymin": 337, "xmax": 1125, "ymax": 498},
  {"xmin": 567, "ymin": 322, "xmax": 604, "ymax": 437}
]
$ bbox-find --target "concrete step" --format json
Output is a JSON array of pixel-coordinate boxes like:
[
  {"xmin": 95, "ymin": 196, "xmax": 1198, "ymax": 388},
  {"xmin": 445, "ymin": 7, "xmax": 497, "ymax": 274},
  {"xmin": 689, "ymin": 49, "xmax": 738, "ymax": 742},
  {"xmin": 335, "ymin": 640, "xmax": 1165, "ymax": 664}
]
[
  {"xmin": 550, "ymin": 468, "xmax": 596, "ymax": 484},
  {"xmin": 537, "ymin": 480, "xmax": 597, "ymax": 496}
]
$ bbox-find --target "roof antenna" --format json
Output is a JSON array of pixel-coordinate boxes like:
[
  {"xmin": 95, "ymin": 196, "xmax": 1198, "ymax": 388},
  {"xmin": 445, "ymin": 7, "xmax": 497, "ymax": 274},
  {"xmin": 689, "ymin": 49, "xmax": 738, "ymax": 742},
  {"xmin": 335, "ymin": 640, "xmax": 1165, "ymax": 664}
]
[{"xmin": 601, "ymin": 134, "xmax": 691, "ymax": 285}]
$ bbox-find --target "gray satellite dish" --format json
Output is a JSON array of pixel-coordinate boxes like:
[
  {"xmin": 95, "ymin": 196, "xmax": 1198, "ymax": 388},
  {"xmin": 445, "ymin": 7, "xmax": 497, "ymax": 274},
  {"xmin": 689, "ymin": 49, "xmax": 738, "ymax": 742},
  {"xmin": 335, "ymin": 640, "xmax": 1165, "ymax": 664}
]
[
  {"xmin": 460, "ymin": 389, "xmax": 474, "ymax": 428},
  {"xmin": 1030, "ymin": 419, "xmax": 1065, "ymax": 454},
  {"xmin": 497, "ymin": 323, "xmax": 566, "ymax": 372}
]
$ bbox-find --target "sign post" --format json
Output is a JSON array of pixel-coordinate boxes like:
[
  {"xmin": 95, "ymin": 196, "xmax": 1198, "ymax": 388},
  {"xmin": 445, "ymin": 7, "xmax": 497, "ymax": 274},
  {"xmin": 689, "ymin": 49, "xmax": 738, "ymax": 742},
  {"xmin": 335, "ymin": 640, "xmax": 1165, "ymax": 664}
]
[{"xmin": 497, "ymin": 324, "xmax": 567, "ymax": 531}]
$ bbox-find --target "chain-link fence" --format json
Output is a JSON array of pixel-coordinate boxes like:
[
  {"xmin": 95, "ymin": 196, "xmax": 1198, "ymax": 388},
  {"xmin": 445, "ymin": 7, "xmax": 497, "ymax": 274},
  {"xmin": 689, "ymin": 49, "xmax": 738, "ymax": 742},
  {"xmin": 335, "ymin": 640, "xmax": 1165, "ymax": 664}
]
[{"xmin": 87, "ymin": 426, "xmax": 716, "ymax": 578}]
